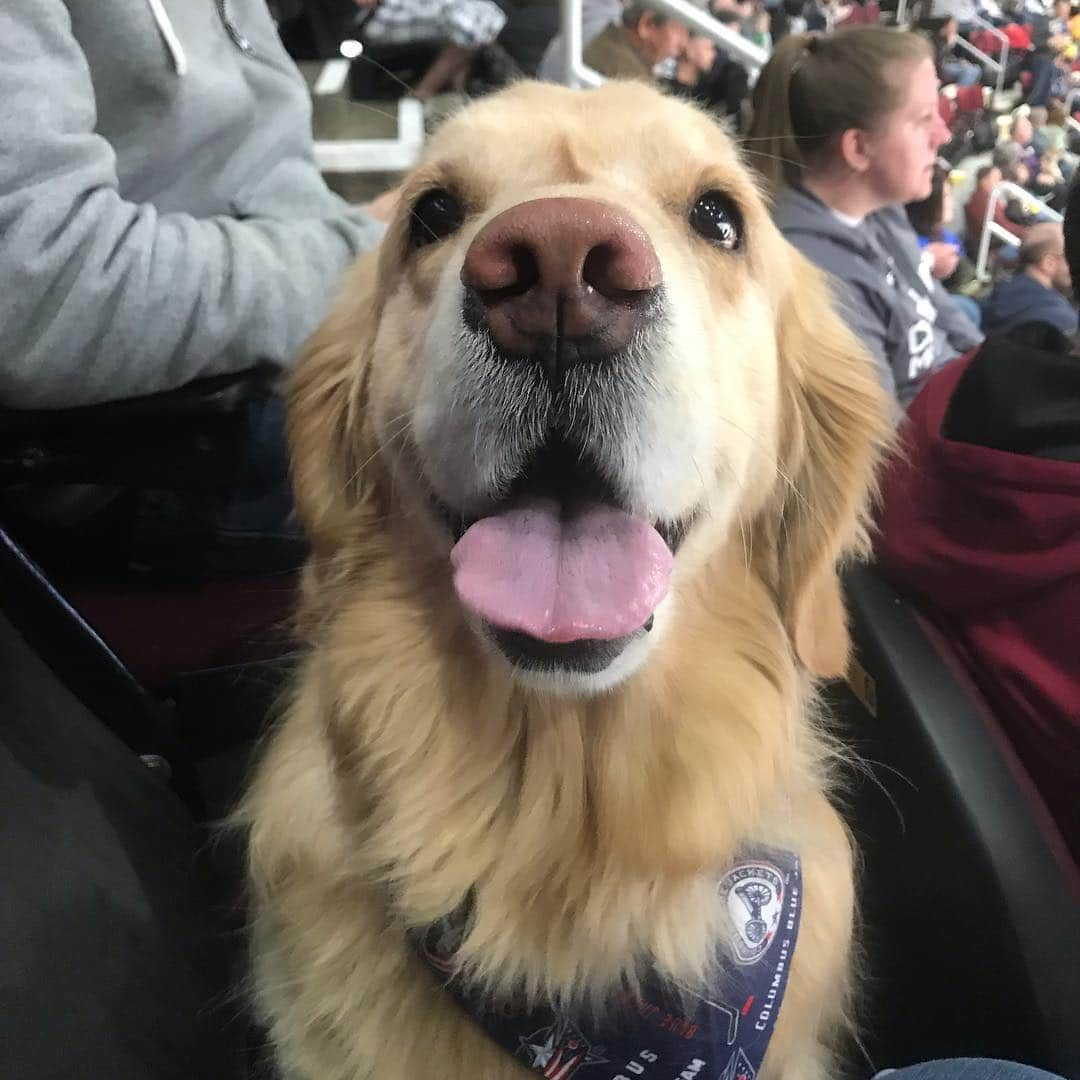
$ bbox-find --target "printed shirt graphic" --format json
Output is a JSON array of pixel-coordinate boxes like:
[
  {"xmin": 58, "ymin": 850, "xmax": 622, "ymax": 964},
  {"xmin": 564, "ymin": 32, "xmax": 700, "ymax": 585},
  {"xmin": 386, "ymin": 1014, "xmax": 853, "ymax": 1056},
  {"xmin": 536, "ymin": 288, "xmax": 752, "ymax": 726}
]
[
  {"xmin": 414, "ymin": 846, "xmax": 803, "ymax": 1080},
  {"xmin": 906, "ymin": 257, "xmax": 942, "ymax": 383}
]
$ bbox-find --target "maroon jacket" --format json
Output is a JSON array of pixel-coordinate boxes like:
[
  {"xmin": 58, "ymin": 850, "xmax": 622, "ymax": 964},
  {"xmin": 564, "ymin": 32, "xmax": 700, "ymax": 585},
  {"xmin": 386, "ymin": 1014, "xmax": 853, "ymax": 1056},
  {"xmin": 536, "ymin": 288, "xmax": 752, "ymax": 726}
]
[{"xmin": 877, "ymin": 325, "xmax": 1080, "ymax": 865}]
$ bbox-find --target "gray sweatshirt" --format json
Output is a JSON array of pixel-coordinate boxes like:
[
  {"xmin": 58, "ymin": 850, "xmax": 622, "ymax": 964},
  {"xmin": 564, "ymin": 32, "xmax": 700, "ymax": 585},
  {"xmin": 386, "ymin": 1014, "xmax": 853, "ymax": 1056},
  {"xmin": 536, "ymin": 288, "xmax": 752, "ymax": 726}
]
[
  {"xmin": 0, "ymin": 0, "xmax": 385, "ymax": 408},
  {"xmin": 772, "ymin": 185, "xmax": 982, "ymax": 405}
]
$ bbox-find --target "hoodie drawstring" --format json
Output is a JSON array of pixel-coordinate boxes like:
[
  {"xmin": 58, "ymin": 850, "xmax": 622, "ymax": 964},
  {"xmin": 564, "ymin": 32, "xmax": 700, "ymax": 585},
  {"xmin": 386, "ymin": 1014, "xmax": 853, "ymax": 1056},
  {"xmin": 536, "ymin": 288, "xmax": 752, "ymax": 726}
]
[{"xmin": 146, "ymin": 0, "xmax": 188, "ymax": 76}]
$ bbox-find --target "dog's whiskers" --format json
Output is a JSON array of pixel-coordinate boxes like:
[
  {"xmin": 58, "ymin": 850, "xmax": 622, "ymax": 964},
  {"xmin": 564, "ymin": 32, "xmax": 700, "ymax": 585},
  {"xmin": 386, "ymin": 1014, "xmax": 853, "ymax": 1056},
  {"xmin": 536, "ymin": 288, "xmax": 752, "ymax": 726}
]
[
  {"xmin": 713, "ymin": 413, "xmax": 820, "ymax": 527},
  {"xmin": 408, "ymin": 206, "xmax": 442, "ymax": 244},
  {"xmin": 344, "ymin": 414, "xmax": 414, "ymax": 492},
  {"xmin": 739, "ymin": 133, "xmax": 832, "ymax": 144},
  {"xmin": 708, "ymin": 456, "xmax": 754, "ymax": 574},
  {"xmin": 352, "ymin": 53, "xmax": 420, "ymax": 104},
  {"xmin": 736, "ymin": 509, "xmax": 752, "ymax": 573},
  {"xmin": 843, "ymin": 751, "xmax": 915, "ymax": 834},
  {"xmin": 739, "ymin": 147, "xmax": 812, "ymax": 173}
]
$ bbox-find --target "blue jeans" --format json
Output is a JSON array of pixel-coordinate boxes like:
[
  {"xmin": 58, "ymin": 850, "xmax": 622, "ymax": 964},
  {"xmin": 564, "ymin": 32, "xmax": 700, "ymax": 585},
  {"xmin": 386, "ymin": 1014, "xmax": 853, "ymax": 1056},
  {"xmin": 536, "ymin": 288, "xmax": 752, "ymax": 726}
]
[
  {"xmin": 942, "ymin": 60, "xmax": 982, "ymax": 87},
  {"xmin": 875, "ymin": 1061, "xmax": 1065, "ymax": 1080}
]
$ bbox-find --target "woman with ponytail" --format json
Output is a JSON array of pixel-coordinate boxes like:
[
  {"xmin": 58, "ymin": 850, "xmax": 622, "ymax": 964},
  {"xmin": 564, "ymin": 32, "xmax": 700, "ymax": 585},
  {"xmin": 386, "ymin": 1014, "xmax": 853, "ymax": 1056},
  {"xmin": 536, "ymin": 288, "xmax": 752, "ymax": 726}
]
[{"xmin": 746, "ymin": 27, "xmax": 982, "ymax": 406}]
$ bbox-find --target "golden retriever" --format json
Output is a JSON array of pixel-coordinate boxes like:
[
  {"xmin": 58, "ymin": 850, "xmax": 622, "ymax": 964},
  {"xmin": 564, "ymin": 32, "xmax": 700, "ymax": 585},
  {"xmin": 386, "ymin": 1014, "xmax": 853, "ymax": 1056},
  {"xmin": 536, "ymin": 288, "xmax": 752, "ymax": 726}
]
[{"xmin": 242, "ymin": 80, "xmax": 889, "ymax": 1080}]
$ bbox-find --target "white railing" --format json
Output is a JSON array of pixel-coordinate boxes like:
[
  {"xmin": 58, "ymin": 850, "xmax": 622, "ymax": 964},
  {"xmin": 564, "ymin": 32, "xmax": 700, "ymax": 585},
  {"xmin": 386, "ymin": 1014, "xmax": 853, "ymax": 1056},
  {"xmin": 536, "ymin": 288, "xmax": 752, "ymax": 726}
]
[
  {"xmin": 953, "ymin": 35, "xmax": 1005, "ymax": 100},
  {"xmin": 313, "ymin": 58, "xmax": 350, "ymax": 96},
  {"xmin": 560, "ymin": 0, "xmax": 768, "ymax": 90},
  {"xmin": 975, "ymin": 180, "xmax": 1061, "ymax": 280},
  {"xmin": 559, "ymin": 0, "xmax": 603, "ymax": 88},
  {"xmin": 313, "ymin": 96, "xmax": 425, "ymax": 173}
]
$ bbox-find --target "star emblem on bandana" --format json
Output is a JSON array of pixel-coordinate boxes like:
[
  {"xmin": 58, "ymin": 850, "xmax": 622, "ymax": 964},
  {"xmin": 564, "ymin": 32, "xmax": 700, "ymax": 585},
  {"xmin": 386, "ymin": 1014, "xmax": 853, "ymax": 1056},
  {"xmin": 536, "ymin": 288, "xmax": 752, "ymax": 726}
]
[
  {"xmin": 518, "ymin": 1017, "xmax": 607, "ymax": 1079},
  {"xmin": 722, "ymin": 1047, "xmax": 757, "ymax": 1080}
]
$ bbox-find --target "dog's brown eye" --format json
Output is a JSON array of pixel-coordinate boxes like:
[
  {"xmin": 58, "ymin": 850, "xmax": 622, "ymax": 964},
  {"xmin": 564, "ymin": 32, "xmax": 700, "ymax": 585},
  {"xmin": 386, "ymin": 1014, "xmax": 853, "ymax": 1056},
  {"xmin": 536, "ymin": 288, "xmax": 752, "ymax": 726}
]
[
  {"xmin": 409, "ymin": 189, "xmax": 464, "ymax": 249},
  {"xmin": 689, "ymin": 191, "xmax": 742, "ymax": 250}
]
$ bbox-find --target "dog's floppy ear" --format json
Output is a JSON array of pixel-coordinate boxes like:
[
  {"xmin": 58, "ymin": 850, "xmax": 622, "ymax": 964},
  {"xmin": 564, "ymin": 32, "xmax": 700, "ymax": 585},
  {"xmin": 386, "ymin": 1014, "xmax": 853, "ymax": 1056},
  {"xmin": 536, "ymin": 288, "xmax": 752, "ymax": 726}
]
[
  {"xmin": 287, "ymin": 257, "xmax": 378, "ymax": 554},
  {"xmin": 767, "ymin": 254, "xmax": 891, "ymax": 678}
]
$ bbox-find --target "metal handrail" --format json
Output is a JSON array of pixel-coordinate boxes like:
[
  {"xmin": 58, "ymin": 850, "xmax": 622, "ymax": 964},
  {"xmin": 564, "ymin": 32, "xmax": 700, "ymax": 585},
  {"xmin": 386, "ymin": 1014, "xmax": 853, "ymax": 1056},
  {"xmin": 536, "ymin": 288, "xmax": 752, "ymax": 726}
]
[
  {"xmin": 953, "ymin": 34, "xmax": 1003, "ymax": 98},
  {"xmin": 968, "ymin": 12, "xmax": 1009, "ymax": 99},
  {"xmin": 975, "ymin": 180, "xmax": 1062, "ymax": 281},
  {"xmin": 899, "ymin": 7, "xmax": 1010, "ymax": 98},
  {"xmin": 313, "ymin": 97, "xmax": 425, "ymax": 173},
  {"xmin": 559, "ymin": 0, "xmax": 602, "ymax": 88},
  {"xmin": 560, "ymin": 0, "xmax": 768, "ymax": 90}
]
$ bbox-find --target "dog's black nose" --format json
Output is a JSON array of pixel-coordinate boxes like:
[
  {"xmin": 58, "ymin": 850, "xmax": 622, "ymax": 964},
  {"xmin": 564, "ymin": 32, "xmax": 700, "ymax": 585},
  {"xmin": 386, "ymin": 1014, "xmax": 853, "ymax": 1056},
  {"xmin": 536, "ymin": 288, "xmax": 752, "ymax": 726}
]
[{"xmin": 461, "ymin": 197, "xmax": 662, "ymax": 390}]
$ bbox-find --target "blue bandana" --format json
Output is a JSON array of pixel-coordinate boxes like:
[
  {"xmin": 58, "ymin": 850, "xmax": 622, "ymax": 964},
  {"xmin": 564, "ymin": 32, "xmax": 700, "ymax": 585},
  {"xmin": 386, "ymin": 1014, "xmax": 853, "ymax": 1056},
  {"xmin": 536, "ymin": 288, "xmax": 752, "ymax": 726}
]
[{"xmin": 414, "ymin": 846, "xmax": 802, "ymax": 1080}]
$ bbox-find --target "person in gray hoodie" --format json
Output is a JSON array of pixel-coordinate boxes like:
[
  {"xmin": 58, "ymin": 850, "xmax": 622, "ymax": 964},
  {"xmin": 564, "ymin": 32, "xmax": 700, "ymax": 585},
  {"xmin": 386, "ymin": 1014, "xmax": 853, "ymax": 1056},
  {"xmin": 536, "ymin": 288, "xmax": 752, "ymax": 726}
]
[
  {"xmin": 0, "ymin": 0, "xmax": 387, "ymax": 410},
  {"xmin": 747, "ymin": 27, "xmax": 982, "ymax": 406}
]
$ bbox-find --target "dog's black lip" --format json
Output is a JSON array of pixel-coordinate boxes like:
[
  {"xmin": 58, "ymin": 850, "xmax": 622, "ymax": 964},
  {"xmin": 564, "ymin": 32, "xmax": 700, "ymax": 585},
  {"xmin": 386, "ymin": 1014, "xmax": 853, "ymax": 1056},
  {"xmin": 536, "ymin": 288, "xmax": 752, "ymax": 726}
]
[{"xmin": 490, "ymin": 627, "xmax": 642, "ymax": 674}]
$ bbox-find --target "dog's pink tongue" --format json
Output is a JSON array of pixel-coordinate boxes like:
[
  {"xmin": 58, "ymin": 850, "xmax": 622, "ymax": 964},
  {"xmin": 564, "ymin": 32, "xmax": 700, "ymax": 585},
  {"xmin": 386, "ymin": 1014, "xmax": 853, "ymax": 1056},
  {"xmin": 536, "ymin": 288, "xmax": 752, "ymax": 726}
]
[{"xmin": 451, "ymin": 498, "xmax": 672, "ymax": 643}]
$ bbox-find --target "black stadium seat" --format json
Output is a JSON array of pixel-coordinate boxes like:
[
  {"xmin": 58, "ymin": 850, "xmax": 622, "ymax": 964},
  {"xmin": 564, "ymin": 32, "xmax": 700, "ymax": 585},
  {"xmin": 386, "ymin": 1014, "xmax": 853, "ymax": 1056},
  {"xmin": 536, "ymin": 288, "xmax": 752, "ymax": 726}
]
[{"xmin": 831, "ymin": 565, "xmax": 1080, "ymax": 1078}]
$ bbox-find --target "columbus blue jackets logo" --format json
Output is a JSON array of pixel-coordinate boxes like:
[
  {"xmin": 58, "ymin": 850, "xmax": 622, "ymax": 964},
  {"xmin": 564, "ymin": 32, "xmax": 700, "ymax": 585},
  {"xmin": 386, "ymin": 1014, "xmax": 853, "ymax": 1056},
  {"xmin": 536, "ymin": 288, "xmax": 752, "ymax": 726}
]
[
  {"xmin": 720, "ymin": 861, "xmax": 784, "ymax": 966},
  {"xmin": 518, "ymin": 1018, "xmax": 607, "ymax": 1079}
]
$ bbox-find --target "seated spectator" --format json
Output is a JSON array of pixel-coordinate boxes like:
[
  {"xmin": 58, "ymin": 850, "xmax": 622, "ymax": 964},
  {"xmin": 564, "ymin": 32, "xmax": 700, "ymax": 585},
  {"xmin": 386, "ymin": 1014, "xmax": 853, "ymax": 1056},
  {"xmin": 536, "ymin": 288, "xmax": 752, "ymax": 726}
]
[
  {"xmin": 583, "ymin": 1, "xmax": 689, "ymax": 81},
  {"xmin": 664, "ymin": 22, "xmax": 752, "ymax": 129},
  {"xmin": 876, "ymin": 180, "xmax": 1080, "ymax": 866},
  {"xmin": 668, "ymin": 28, "xmax": 718, "ymax": 97},
  {"xmin": 1031, "ymin": 147, "xmax": 1069, "ymax": 208},
  {"xmin": 926, "ymin": 15, "xmax": 983, "ymax": 86},
  {"xmin": 929, "ymin": 0, "xmax": 980, "ymax": 34},
  {"xmin": 742, "ymin": 3, "xmax": 775, "ymax": 55},
  {"xmin": 1024, "ymin": 0, "xmax": 1072, "ymax": 107},
  {"xmin": 710, "ymin": 0, "xmax": 753, "ymax": 27},
  {"xmin": 712, "ymin": 0, "xmax": 774, "ymax": 54},
  {"xmin": 1, "ymin": 0, "xmax": 385, "ymax": 410},
  {"xmin": 536, "ymin": 0, "xmax": 622, "ymax": 83},
  {"xmin": 1037, "ymin": 101, "xmax": 1070, "ymax": 154},
  {"xmin": 802, "ymin": 0, "xmax": 850, "ymax": 33},
  {"xmin": 747, "ymin": 28, "xmax": 983, "ymax": 407},
  {"xmin": 355, "ymin": 0, "xmax": 510, "ymax": 101},
  {"xmin": 1029, "ymin": 105, "xmax": 1053, "ymax": 152},
  {"xmin": 1047, "ymin": 0, "xmax": 1074, "ymax": 50},
  {"xmin": 0, "ymin": 0, "xmax": 388, "ymax": 578},
  {"xmin": 907, "ymin": 167, "xmax": 979, "ymax": 295},
  {"xmin": 488, "ymin": 2, "xmax": 560, "ymax": 79},
  {"xmin": 982, "ymin": 221, "xmax": 1078, "ymax": 332},
  {"xmin": 999, "ymin": 153, "xmax": 1032, "ymax": 190},
  {"xmin": 965, "ymin": 163, "xmax": 1031, "ymax": 248},
  {"xmin": 770, "ymin": 0, "xmax": 809, "ymax": 41},
  {"xmin": 1009, "ymin": 112, "xmax": 1042, "ymax": 173},
  {"xmin": 993, "ymin": 135, "xmax": 1070, "ymax": 212}
]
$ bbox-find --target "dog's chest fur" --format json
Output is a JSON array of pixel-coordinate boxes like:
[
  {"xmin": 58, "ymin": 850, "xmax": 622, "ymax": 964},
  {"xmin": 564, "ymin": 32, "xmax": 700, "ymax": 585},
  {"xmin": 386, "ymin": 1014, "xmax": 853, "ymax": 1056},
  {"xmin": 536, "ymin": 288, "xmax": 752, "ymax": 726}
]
[{"xmin": 246, "ymin": 559, "xmax": 857, "ymax": 1080}]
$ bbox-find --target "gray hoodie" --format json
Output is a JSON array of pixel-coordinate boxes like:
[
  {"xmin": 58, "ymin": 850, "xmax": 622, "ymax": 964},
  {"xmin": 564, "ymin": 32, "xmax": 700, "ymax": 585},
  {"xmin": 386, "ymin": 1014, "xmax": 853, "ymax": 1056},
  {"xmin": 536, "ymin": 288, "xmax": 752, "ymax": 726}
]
[
  {"xmin": 0, "ymin": 0, "xmax": 385, "ymax": 408},
  {"xmin": 772, "ymin": 185, "xmax": 982, "ymax": 405}
]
